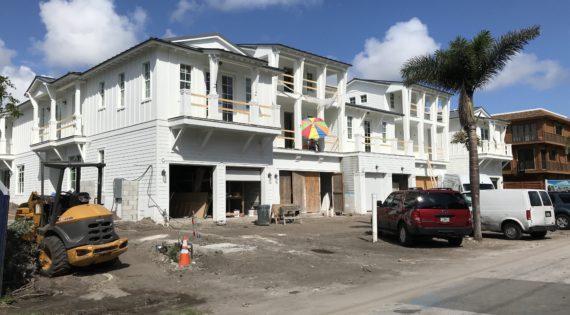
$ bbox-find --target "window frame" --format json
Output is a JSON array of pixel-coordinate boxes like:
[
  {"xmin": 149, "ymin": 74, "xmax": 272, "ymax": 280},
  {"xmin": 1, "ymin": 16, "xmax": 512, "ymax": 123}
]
[
  {"xmin": 118, "ymin": 73, "xmax": 125, "ymax": 109},
  {"xmin": 349, "ymin": 97, "xmax": 356, "ymax": 104},
  {"xmin": 389, "ymin": 93, "xmax": 395, "ymax": 108},
  {"xmin": 179, "ymin": 64, "xmax": 192, "ymax": 91},
  {"xmin": 347, "ymin": 116, "xmax": 353, "ymax": 140},
  {"xmin": 245, "ymin": 77, "xmax": 252, "ymax": 103},
  {"xmin": 143, "ymin": 62, "xmax": 151, "ymax": 99},
  {"xmin": 17, "ymin": 165, "xmax": 24, "ymax": 194},
  {"xmin": 98, "ymin": 81, "xmax": 105, "ymax": 109},
  {"xmin": 360, "ymin": 94, "xmax": 367, "ymax": 103},
  {"xmin": 381, "ymin": 121, "xmax": 387, "ymax": 143}
]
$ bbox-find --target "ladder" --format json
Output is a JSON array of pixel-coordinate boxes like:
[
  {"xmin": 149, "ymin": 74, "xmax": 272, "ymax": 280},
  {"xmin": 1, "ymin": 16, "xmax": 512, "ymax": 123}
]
[{"xmin": 426, "ymin": 160, "xmax": 437, "ymax": 188}]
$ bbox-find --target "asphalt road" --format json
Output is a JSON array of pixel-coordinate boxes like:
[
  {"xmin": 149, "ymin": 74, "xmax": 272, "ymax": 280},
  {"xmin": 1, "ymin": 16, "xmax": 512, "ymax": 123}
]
[{"xmin": 246, "ymin": 233, "xmax": 570, "ymax": 315}]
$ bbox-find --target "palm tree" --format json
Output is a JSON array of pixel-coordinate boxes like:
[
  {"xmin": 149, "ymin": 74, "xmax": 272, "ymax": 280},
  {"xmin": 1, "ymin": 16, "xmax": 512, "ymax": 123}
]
[{"xmin": 401, "ymin": 26, "xmax": 540, "ymax": 241}]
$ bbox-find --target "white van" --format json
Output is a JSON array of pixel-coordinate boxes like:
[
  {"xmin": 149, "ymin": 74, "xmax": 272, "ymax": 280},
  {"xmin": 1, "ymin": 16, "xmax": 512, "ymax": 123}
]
[
  {"xmin": 480, "ymin": 189, "xmax": 557, "ymax": 240},
  {"xmin": 440, "ymin": 174, "xmax": 495, "ymax": 206}
]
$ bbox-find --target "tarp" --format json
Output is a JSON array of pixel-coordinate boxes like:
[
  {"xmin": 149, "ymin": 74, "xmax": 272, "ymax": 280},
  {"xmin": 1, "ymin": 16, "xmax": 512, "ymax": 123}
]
[{"xmin": 546, "ymin": 179, "xmax": 570, "ymax": 192}]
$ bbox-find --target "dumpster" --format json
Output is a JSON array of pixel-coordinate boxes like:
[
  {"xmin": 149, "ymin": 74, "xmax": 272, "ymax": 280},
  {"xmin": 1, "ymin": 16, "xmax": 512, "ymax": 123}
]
[{"xmin": 256, "ymin": 205, "xmax": 270, "ymax": 226}]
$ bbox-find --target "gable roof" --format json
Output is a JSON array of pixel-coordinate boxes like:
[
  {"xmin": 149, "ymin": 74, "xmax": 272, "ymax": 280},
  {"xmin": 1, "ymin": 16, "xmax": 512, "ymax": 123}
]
[
  {"xmin": 345, "ymin": 103, "xmax": 404, "ymax": 116},
  {"xmin": 493, "ymin": 108, "xmax": 570, "ymax": 125},
  {"xmin": 349, "ymin": 78, "xmax": 454, "ymax": 96},
  {"xmin": 165, "ymin": 32, "xmax": 248, "ymax": 56},
  {"xmin": 238, "ymin": 43, "xmax": 351, "ymax": 68}
]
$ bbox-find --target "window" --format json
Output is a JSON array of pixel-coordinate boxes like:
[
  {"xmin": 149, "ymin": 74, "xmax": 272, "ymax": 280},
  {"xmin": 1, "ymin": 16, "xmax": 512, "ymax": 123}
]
[
  {"xmin": 567, "ymin": 152, "xmax": 570, "ymax": 162},
  {"xmin": 556, "ymin": 125, "xmax": 563, "ymax": 135},
  {"xmin": 205, "ymin": 72, "xmax": 210, "ymax": 95},
  {"xmin": 389, "ymin": 93, "xmax": 395, "ymax": 108},
  {"xmin": 528, "ymin": 191, "xmax": 542, "ymax": 207},
  {"xmin": 518, "ymin": 148, "xmax": 535, "ymax": 170},
  {"xmin": 118, "ymin": 73, "xmax": 125, "ymax": 108},
  {"xmin": 512, "ymin": 123, "xmax": 537, "ymax": 142},
  {"xmin": 404, "ymin": 192, "xmax": 419, "ymax": 209},
  {"xmin": 349, "ymin": 97, "xmax": 356, "ymax": 104},
  {"xmin": 381, "ymin": 121, "xmax": 387, "ymax": 143},
  {"xmin": 559, "ymin": 194, "xmax": 570, "ymax": 204},
  {"xmin": 550, "ymin": 149, "xmax": 557, "ymax": 161},
  {"xmin": 347, "ymin": 116, "xmax": 353, "ymax": 139},
  {"xmin": 360, "ymin": 94, "xmax": 367, "ymax": 103},
  {"xmin": 539, "ymin": 191, "xmax": 553, "ymax": 206},
  {"xmin": 99, "ymin": 82, "xmax": 105, "ymax": 108},
  {"xmin": 383, "ymin": 193, "xmax": 395, "ymax": 207},
  {"xmin": 143, "ymin": 62, "xmax": 151, "ymax": 99},
  {"xmin": 364, "ymin": 120, "xmax": 371, "ymax": 152},
  {"xmin": 245, "ymin": 78, "xmax": 252, "ymax": 103},
  {"xmin": 418, "ymin": 192, "xmax": 468, "ymax": 209},
  {"xmin": 69, "ymin": 155, "xmax": 82, "ymax": 191},
  {"xmin": 481, "ymin": 128, "xmax": 490, "ymax": 141},
  {"xmin": 17, "ymin": 165, "xmax": 24, "ymax": 194},
  {"xmin": 180, "ymin": 64, "xmax": 191, "ymax": 90}
]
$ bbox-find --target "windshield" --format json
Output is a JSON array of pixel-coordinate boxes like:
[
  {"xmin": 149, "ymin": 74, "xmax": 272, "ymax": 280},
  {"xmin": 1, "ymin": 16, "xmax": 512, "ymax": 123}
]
[
  {"xmin": 462, "ymin": 183, "xmax": 495, "ymax": 192},
  {"xmin": 417, "ymin": 192, "xmax": 469, "ymax": 209}
]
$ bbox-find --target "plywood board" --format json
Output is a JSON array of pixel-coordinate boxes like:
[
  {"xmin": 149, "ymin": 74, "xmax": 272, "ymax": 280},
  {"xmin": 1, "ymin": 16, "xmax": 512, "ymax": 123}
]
[
  {"xmin": 170, "ymin": 192, "xmax": 209, "ymax": 218},
  {"xmin": 292, "ymin": 172, "xmax": 305, "ymax": 210},
  {"xmin": 304, "ymin": 172, "xmax": 321, "ymax": 213},
  {"xmin": 333, "ymin": 173, "xmax": 344, "ymax": 213},
  {"xmin": 279, "ymin": 171, "xmax": 292, "ymax": 204}
]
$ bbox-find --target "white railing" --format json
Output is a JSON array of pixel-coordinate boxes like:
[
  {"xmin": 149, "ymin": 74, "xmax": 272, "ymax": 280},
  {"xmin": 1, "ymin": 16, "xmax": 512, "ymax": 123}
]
[
  {"xmin": 57, "ymin": 116, "xmax": 78, "ymax": 139},
  {"xmin": 179, "ymin": 90, "xmax": 279, "ymax": 127},
  {"xmin": 38, "ymin": 126, "xmax": 50, "ymax": 142},
  {"xmin": 274, "ymin": 132, "xmax": 340, "ymax": 153},
  {"xmin": 449, "ymin": 141, "xmax": 513, "ymax": 157},
  {"xmin": 410, "ymin": 103, "xmax": 419, "ymax": 117}
]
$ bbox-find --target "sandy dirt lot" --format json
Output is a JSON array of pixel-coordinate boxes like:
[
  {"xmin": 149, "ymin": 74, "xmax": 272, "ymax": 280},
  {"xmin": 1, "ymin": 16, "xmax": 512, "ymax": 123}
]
[{"xmin": 1, "ymin": 215, "xmax": 564, "ymax": 314}]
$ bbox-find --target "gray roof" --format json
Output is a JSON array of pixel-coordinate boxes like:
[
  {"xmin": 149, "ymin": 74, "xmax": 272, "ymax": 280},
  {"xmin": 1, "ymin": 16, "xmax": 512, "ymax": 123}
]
[
  {"xmin": 345, "ymin": 103, "xmax": 404, "ymax": 116},
  {"xmin": 349, "ymin": 78, "xmax": 454, "ymax": 95},
  {"xmin": 238, "ymin": 43, "xmax": 351, "ymax": 67}
]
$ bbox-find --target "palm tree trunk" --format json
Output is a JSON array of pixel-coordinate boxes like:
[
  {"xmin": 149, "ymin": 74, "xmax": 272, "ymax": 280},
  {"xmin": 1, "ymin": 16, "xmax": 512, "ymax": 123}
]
[{"xmin": 458, "ymin": 88, "xmax": 482, "ymax": 241}]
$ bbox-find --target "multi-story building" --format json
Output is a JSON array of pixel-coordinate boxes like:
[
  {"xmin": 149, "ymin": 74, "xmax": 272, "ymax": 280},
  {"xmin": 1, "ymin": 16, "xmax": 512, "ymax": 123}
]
[
  {"xmin": 494, "ymin": 108, "xmax": 570, "ymax": 189},
  {"xmin": 344, "ymin": 79, "xmax": 451, "ymax": 212},
  {"xmin": 448, "ymin": 107, "xmax": 512, "ymax": 188},
  {"xmin": 2, "ymin": 33, "xmax": 457, "ymax": 222}
]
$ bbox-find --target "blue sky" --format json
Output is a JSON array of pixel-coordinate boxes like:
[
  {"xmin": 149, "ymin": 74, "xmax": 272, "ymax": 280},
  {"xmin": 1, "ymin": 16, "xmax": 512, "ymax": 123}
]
[{"xmin": 0, "ymin": 0, "xmax": 568, "ymax": 116}]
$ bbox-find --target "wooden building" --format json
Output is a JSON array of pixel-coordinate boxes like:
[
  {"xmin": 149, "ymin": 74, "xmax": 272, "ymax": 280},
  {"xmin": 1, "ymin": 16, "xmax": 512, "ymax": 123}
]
[{"xmin": 493, "ymin": 109, "xmax": 570, "ymax": 189}]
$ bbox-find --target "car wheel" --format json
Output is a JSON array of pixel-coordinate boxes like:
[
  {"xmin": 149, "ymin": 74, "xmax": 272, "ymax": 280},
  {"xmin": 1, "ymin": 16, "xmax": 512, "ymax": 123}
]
[
  {"xmin": 39, "ymin": 236, "xmax": 71, "ymax": 277},
  {"xmin": 530, "ymin": 231, "xmax": 547, "ymax": 239},
  {"xmin": 448, "ymin": 237, "xmax": 463, "ymax": 247},
  {"xmin": 502, "ymin": 222, "xmax": 522, "ymax": 240},
  {"xmin": 398, "ymin": 224, "xmax": 414, "ymax": 246},
  {"xmin": 556, "ymin": 214, "xmax": 570, "ymax": 230}
]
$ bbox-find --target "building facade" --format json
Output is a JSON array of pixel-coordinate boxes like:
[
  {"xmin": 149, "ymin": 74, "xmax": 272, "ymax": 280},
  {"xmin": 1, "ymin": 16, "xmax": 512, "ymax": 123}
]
[
  {"xmin": 494, "ymin": 108, "xmax": 570, "ymax": 189},
  {"xmin": 1, "ymin": 33, "xmax": 457, "ymax": 223},
  {"xmin": 448, "ymin": 107, "xmax": 512, "ymax": 188}
]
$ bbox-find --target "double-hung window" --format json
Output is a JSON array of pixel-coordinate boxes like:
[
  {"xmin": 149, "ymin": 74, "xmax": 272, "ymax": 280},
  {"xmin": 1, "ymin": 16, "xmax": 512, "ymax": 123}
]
[
  {"xmin": 143, "ymin": 62, "xmax": 151, "ymax": 99},
  {"xmin": 99, "ymin": 82, "xmax": 105, "ymax": 108},
  {"xmin": 349, "ymin": 97, "xmax": 356, "ymax": 104},
  {"xmin": 118, "ymin": 73, "xmax": 125, "ymax": 108},
  {"xmin": 381, "ymin": 121, "xmax": 387, "ymax": 143},
  {"xmin": 17, "ymin": 165, "xmax": 24, "ymax": 194},
  {"xmin": 180, "ymin": 64, "xmax": 192, "ymax": 90},
  {"xmin": 246, "ymin": 78, "xmax": 252, "ymax": 103},
  {"xmin": 347, "ymin": 116, "xmax": 353, "ymax": 139},
  {"xmin": 389, "ymin": 93, "xmax": 395, "ymax": 108},
  {"xmin": 360, "ymin": 94, "xmax": 367, "ymax": 103}
]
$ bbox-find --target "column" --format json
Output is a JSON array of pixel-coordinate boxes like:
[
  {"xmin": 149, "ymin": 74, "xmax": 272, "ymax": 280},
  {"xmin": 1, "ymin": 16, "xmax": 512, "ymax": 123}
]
[
  {"xmin": 293, "ymin": 58, "xmax": 304, "ymax": 150},
  {"xmin": 74, "ymin": 82, "xmax": 82, "ymax": 136},
  {"xmin": 271, "ymin": 49, "xmax": 280, "ymax": 106},
  {"xmin": 418, "ymin": 122, "xmax": 425, "ymax": 159},
  {"xmin": 212, "ymin": 163, "xmax": 226, "ymax": 222},
  {"xmin": 0, "ymin": 116, "xmax": 6, "ymax": 155},
  {"xmin": 317, "ymin": 65, "xmax": 327, "ymax": 100},
  {"xmin": 29, "ymin": 94, "xmax": 39, "ymax": 143},
  {"xmin": 47, "ymin": 85, "xmax": 57, "ymax": 141},
  {"xmin": 208, "ymin": 54, "xmax": 220, "ymax": 120},
  {"xmin": 402, "ymin": 88, "xmax": 413, "ymax": 155},
  {"xmin": 337, "ymin": 71, "xmax": 347, "ymax": 152},
  {"xmin": 431, "ymin": 123, "xmax": 437, "ymax": 160},
  {"xmin": 421, "ymin": 92, "xmax": 426, "ymax": 120},
  {"xmin": 443, "ymin": 98, "xmax": 450, "ymax": 161},
  {"xmin": 261, "ymin": 167, "xmax": 276, "ymax": 205}
]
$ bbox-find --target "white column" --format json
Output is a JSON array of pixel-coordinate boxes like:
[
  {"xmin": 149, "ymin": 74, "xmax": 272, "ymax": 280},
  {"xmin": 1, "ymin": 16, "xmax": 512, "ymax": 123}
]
[
  {"xmin": 337, "ymin": 71, "xmax": 347, "ymax": 152},
  {"xmin": 261, "ymin": 167, "xmax": 275, "ymax": 205},
  {"xmin": 74, "ymin": 81, "xmax": 82, "ymax": 136},
  {"xmin": 418, "ymin": 122, "xmax": 425, "ymax": 159},
  {"xmin": 317, "ymin": 65, "xmax": 327, "ymax": 100},
  {"xmin": 421, "ymin": 92, "xmax": 426, "ymax": 120},
  {"xmin": 0, "ymin": 116, "xmax": 6, "ymax": 155},
  {"xmin": 402, "ymin": 88, "xmax": 413, "ymax": 155},
  {"xmin": 29, "ymin": 94, "xmax": 39, "ymax": 143},
  {"xmin": 443, "ymin": 98, "xmax": 451, "ymax": 161},
  {"xmin": 271, "ymin": 49, "xmax": 280, "ymax": 106},
  {"xmin": 46, "ymin": 84, "xmax": 57, "ymax": 141},
  {"xmin": 212, "ymin": 163, "xmax": 226, "ymax": 222},
  {"xmin": 431, "ymin": 123, "xmax": 437, "ymax": 160},
  {"xmin": 293, "ymin": 58, "xmax": 304, "ymax": 150},
  {"xmin": 208, "ymin": 54, "xmax": 220, "ymax": 120}
]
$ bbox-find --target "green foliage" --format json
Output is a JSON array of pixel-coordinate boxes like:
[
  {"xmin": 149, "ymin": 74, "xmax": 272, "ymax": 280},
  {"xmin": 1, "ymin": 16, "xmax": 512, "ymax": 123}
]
[
  {"xmin": 0, "ymin": 75, "xmax": 23, "ymax": 119},
  {"xmin": 2, "ymin": 219, "xmax": 38, "ymax": 295},
  {"xmin": 451, "ymin": 130, "xmax": 480, "ymax": 150}
]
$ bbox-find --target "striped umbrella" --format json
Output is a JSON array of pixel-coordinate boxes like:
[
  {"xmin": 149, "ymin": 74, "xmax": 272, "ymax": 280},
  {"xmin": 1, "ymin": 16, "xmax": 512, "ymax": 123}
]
[{"xmin": 301, "ymin": 117, "xmax": 330, "ymax": 139}]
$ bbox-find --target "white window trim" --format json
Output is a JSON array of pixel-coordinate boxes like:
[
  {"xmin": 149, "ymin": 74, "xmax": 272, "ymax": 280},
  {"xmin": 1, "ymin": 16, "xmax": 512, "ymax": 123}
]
[
  {"xmin": 142, "ymin": 62, "xmax": 151, "ymax": 101},
  {"xmin": 118, "ymin": 73, "xmax": 125, "ymax": 109},
  {"xmin": 180, "ymin": 64, "xmax": 192, "ymax": 91},
  {"xmin": 347, "ymin": 116, "xmax": 353, "ymax": 140},
  {"xmin": 17, "ymin": 165, "xmax": 24, "ymax": 195},
  {"xmin": 98, "ymin": 81, "xmax": 106, "ymax": 109}
]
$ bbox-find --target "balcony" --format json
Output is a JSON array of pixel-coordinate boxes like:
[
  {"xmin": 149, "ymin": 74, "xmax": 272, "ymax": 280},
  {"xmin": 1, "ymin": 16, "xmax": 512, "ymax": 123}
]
[
  {"xmin": 0, "ymin": 140, "xmax": 13, "ymax": 160},
  {"xmin": 31, "ymin": 116, "xmax": 87, "ymax": 156},
  {"xmin": 170, "ymin": 90, "xmax": 281, "ymax": 135},
  {"xmin": 274, "ymin": 131, "xmax": 340, "ymax": 153},
  {"xmin": 544, "ymin": 161, "xmax": 570, "ymax": 173},
  {"xmin": 449, "ymin": 141, "xmax": 512, "ymax": 160},
  {"xmin": 277, "ymin": 74, "xmax": 338, "ymax": 100},
  {"xmin": 508, "ymin": 131, "xmax": 570, "ymax": 146},
  {"xmin": 508, "ymin": 160, "xmax": 570, "ymax": 175},
  {"xmin": 410, "ymin": 103, "xmax": 419, "ymax": 118}
]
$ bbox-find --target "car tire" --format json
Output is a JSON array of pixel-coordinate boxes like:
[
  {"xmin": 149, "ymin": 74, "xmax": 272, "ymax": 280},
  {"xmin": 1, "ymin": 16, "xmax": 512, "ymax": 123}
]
[
  {"xmin": 502, "ymin": 222, "xmax": 522, "ymax": 240},
  {"xmin": 39, "ymin": 236, "xmax": 71, "ymax": 277},
  {"xmin": 398, "ymin": 223, "xmax": 414, "ymax": 246},
  {"xmin": 530, "ymin": 231, "xmax": 547, "ymax": 239},
  {"xmin": 556, "ymin": 214, "xmax": 570, "ymax": 230},
  {"xmin": 448, "ymin": 237, "xmax": 463, "ymax": 247}
]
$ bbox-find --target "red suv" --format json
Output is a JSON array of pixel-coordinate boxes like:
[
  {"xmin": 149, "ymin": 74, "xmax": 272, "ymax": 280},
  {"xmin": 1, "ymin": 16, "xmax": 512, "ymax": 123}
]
[{"xmin": 377, "ymin": 188, "xmax": 472, "ymax": 246}]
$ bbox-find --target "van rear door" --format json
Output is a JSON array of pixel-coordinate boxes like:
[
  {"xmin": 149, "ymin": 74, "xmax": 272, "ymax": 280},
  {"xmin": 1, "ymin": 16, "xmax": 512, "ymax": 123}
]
[
  {"xmin": 538, "ymin": 190, "xmax": 555, "ymax": 226},
  {"xmin": 528, "ymin": 191, "xmax": 545, "ymax": 228}
]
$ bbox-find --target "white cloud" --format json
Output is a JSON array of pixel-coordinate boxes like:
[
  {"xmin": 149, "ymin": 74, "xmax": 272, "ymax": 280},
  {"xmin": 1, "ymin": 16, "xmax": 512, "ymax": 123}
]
[
  {"xmin": 485, "ymin": 52, "xmax": 568, "ymax": 91},
  {"xmin": 0, "ymin": 39, "xmax": 36, "ymax": 104},
  {"xmin": 171, "ymin": 0, "xmax": 319, "ymax": 21},
  {"xmin": 163, "ymin": 29, "xmax": 177, "ymax": 38},
  {"xmin": 38, "ymin": 0, "xmax": 147, "ymax": 68},
  {"xmin": 352, "ymin": 17, "xmax": 440, "ymax": 81}
]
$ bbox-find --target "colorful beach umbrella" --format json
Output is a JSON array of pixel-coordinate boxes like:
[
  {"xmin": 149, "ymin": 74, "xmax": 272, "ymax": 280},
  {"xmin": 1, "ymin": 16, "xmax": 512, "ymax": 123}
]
[{"xmin": 301, "ymin": 117, "xmax": 330, "ymax": 139}]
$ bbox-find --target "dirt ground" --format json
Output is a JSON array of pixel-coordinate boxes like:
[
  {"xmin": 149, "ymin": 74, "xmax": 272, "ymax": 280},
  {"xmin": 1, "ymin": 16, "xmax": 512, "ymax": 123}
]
[{"xmin": 1, "ymin": 215, "xmax": 565, "ymax": 314}]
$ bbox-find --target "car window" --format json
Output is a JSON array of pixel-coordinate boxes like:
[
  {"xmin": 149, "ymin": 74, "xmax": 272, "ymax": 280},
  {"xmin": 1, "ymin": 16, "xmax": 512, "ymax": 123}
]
[
  {"xmin": 404, "ymin": 192, "xmax": 419, "ymax": 209},
  {"xmin": 463, "ymin": 183, "xmax": 495, "ymax": 191},
  {"xmin": 383, "ymin": 193, "xmax": 394, "ymax": 207},
  {"xmin": 391, "ymin": 193, "xmax": 403, "ymax": 207},
  {"xmin": 539, "ymin": 191, "xmax": 553, "ymax": 206},
  {"xmin": 528, "ymin": 191, "xmax": 542, "ymax": 207},
  {"xmin": 560, "ymin": 194, "xmax": 570, "ymax": 204},
  {"xmin": 417, "ymin": 192, "xmax": 468, "ymax": 209}
]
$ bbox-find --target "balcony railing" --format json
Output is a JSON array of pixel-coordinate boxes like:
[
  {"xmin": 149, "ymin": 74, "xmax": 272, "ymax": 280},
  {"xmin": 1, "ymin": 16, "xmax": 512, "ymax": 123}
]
[
  {"xmin": 410, "ymin": 103, "xmax": 419, "ymax": 117},
  {"xmin": 35, "ymin": 116, "xmax": 82, "ymax": 143},
  {"xmin": 277, "ymin": 73, "xmax": 295, "ymax": 93},
  {"xmin": 179, "ymin": 90, "xmax": 278, "ymax": 127},
  {"xmin": 449, "ymin": 141, "xmax": 512, "ymax": 157},
  {"xmin": 274, "ymin": 131, "xmax": 340, "ymax": 153},
  {"xmin": 277, "ymin": 73, "xmax": 338, "ymax": 99},
  {"xmin": 437, "ymin": 111, "xmax": 443, "ymax": 122},
  {"xmin": 544, "ymin": 161, "xmax": 570, "ymax": 173},
  {"xmin": 508, "ymin": 131, "xmax": 570, "ymax": 146},
  {"xmin": 424, "ymin": 108, "xmax": 431, "ymax": 120}
]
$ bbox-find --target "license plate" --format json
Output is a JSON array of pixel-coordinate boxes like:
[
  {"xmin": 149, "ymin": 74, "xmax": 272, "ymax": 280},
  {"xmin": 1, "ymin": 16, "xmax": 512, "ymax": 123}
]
[
  {"xmin": 546, "ymin": 211, "xmax": 551, "ymax": 217},
  {"xmin": 440, "ymin": 217, "xmax": 450, "ymax": 223}
]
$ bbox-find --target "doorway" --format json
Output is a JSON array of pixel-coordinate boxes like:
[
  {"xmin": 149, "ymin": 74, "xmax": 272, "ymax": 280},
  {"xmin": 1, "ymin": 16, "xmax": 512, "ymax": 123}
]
[
  {"xmin": 221, "ymin": 75, "xmax": 233, "ymax": 122},
  {"xmin": 284, "ymin": 112, "xmax": 294, "ymax": 149},
  {"xmin": 392, "ymin": 174, "xmax": 409, "ymax": 191},
  {"xmin": 169, "ymin": 165, "xmax": 213, "ymax": 218}
]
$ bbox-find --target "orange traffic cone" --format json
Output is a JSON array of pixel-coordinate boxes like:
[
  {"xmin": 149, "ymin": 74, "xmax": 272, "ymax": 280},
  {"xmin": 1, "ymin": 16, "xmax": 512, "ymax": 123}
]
[{"xmin": 178, "ymin": 235, "xmax": 191, "ymax": 267}]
